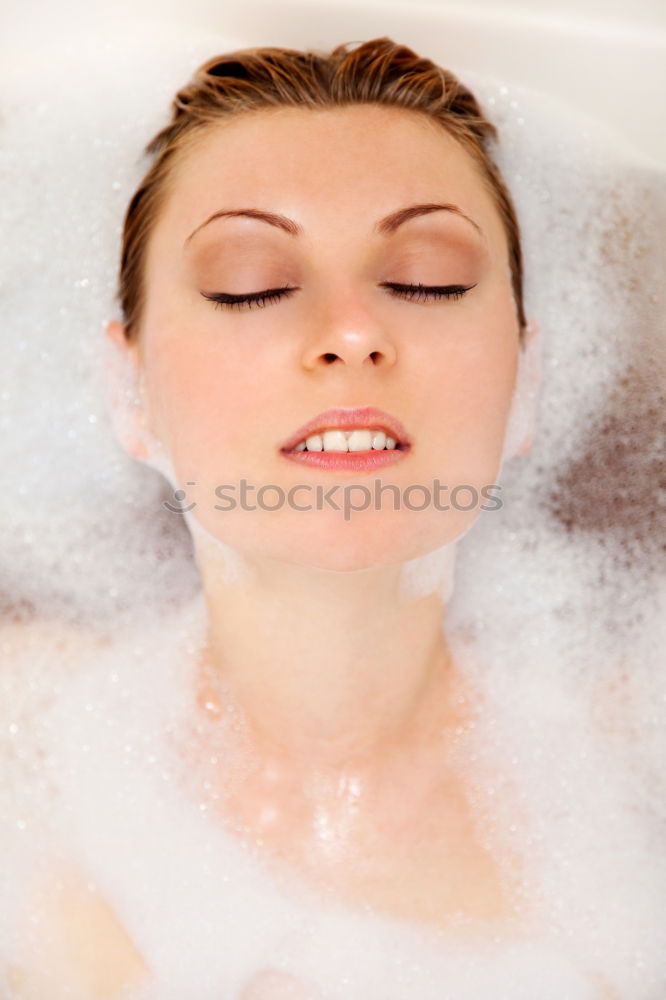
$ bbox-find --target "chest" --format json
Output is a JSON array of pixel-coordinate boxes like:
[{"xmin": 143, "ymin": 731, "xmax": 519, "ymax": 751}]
[{"xmin": 187, "ymin": 741, "xmax": 520, "ymax": 937}]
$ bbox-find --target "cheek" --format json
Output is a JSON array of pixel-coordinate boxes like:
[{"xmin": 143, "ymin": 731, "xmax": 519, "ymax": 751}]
[
  {"xmin": 421, "ymin": 323, "xmax": 518, "ymax": 468},
  {"xmin": 144, "ymin": 334, "xmax": 275, "ymax": 470}
]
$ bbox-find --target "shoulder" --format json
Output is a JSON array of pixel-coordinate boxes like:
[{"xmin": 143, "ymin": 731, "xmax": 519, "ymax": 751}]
[
  {"xmin": 6, "ymin": 863, "xmax": 151, "ymax": 1000},
  {"xmin": 1, "ymin": 618, "xmax": 153, "ymax": 999}
]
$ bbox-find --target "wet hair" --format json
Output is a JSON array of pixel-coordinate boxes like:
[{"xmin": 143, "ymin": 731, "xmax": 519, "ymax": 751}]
[{"xmin": 117, "ymin": 36, "xmax": 528, "ymax": 343}]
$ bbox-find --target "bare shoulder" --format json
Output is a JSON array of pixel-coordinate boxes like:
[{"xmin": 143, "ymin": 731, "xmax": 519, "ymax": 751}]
[
  {"xmin": 2, "ymin": 619, "xmax": 151, "ymax": 997},
  {"xmin": 6, "ymin": 863, "xmax": 151, "ymax": 1000}
]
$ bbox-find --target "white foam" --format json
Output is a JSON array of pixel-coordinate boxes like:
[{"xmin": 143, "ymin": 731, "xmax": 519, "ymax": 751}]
[{"xmin": 1, "ymin": 20, "xmax": 665, "ymax": 1000}]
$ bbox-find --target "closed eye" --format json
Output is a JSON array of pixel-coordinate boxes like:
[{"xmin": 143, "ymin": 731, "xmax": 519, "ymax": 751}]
[{"xmin": 201, "ymin": 282, "xmax": 477, "ymax": 311}]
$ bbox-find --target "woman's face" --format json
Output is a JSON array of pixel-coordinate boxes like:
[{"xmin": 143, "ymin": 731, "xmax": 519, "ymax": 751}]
[{"xmin": 130, "ymin": 105, "xmax": 522, "ymax": 571}]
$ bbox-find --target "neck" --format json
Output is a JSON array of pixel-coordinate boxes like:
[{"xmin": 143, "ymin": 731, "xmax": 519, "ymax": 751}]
[{"xmin": 191, "ymin": 526, "xmax": 459, "ymax": 772}]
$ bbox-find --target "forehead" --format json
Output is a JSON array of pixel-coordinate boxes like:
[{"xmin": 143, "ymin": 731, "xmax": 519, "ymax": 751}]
[{"xmin": 152, "ymin": 104, "xmax": 504, "ymax": 254}]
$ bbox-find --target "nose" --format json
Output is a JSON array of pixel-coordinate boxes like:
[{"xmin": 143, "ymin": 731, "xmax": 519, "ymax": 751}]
[{"xmin": 300, "ymin": 295, "xmax": 398, "ymax": 370}]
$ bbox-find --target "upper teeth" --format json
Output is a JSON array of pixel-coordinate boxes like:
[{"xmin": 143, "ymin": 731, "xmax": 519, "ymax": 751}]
[{"xmin": 294, "ymin": 428, "xmax": 398, "ymax": 452}]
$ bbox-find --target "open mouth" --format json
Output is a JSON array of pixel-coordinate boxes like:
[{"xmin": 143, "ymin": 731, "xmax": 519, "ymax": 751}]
[
  {"xmin": 284, "ymin": 427, "xmax": 406, "ymax": 454},
  {"xmin": 280, "ymin": 406, "xmax": 411, "ymax": 457},
  {"xmin": 281, "ymin": 432, "xmax": 410, "ymax": 472}
]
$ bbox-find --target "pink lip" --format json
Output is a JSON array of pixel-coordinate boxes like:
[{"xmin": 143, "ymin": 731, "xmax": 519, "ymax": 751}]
[
  {"xmin": 281, "ymin": 447, "xmax": 409, "ymax": 472},
  {"xmin": 279, "ymin": 406, "xmax": 411, "ymax": 472},
  {"xmin": 280, "ymin": 406, "xmax": 411, "ymax": 453}
]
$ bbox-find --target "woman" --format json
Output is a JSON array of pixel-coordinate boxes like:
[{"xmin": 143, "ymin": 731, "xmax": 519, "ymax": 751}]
[{"xmin": 8, "ymin": 36, "xmax": 624, "ymax": 1000}]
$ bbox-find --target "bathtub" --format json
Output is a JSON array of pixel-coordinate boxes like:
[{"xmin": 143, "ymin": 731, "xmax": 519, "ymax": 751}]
[
  {"xmin": 222, "ymin": 0, "xmax": 666, "ymax": 167},
  {"xmin": 2, "ymin": 0, "xmax": 665, "ymax": 166},
  {"xmin": 1, "ymin": 3, "xmax": 665, "ymax": 998}
]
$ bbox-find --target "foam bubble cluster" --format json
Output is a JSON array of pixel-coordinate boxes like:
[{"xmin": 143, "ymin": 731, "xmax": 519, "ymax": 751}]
[{"xmin": 1, "ymin": 17, "xmax": 665, "ymax": 1000}]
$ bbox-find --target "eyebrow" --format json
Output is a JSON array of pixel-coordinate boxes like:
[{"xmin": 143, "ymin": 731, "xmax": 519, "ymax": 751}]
[{"xmin": 183, "ymin": 202, "xmax": 484, "ymax": 246}]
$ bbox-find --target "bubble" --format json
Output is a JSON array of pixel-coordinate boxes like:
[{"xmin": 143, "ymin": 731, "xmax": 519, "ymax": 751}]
[{"xmin": 0, "ymin": 20, "xmax": 664, "ymax": 1000}]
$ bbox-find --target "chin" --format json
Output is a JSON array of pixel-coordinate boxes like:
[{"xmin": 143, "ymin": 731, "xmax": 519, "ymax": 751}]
[
  {"xmin": 255, "ymin": 518, "xmax": 472, "ymax": 574},
  {"xmin": 189, "ymin": 501, "xmax": 479, "ymax": 574}
]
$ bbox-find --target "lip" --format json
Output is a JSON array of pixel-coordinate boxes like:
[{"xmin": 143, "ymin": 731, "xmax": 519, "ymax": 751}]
[
  {"xmin": 279, "ymin": 406, "xmax": 411, "ymax": 472},
  {"xmin": 280, "ymin": 406, "xmax": 411, "ymax": 453}
]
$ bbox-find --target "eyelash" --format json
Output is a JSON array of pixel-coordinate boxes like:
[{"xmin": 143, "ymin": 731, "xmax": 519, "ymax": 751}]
[{"xmin": 201, "ymin": 282, "xmax": 477, "ymax": 312}]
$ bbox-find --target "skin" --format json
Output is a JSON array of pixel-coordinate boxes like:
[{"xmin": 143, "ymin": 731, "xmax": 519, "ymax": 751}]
[
  {"xmin": 105, "ymin": 104, "xmax": 540, "ymax": 919},
  {"xmin": 14, "ymin": 103, "xmax": 623, "ymax": 1000}
]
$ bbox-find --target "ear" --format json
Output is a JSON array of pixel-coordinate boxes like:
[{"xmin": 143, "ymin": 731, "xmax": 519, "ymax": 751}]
[
  {"xmin": 105, "ymin": 318, "xmax": 134, "ymax": 354},
  {"xmin": 102, "ymin": 320, "xmax": 153, "ymax": 461},
  {"xmin": 501, "ymin": 318, "xmax": 542, "ymax": 462}
]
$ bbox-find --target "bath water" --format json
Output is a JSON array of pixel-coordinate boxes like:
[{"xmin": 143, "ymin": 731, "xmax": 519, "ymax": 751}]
[{"xmin": 1, "ymin": 22, "xmax": 665, "ymax": 1000}]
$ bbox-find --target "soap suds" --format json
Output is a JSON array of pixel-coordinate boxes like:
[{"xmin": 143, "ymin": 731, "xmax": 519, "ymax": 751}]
[{"xmin": 0, "ymin": 21, "xmax": 664, "ymax": 1000}]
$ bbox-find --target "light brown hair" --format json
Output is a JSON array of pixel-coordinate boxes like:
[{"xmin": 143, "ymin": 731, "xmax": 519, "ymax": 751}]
[{"xmin": 117, "ymin": 36, "xmax": 527, "ymax": 343}]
